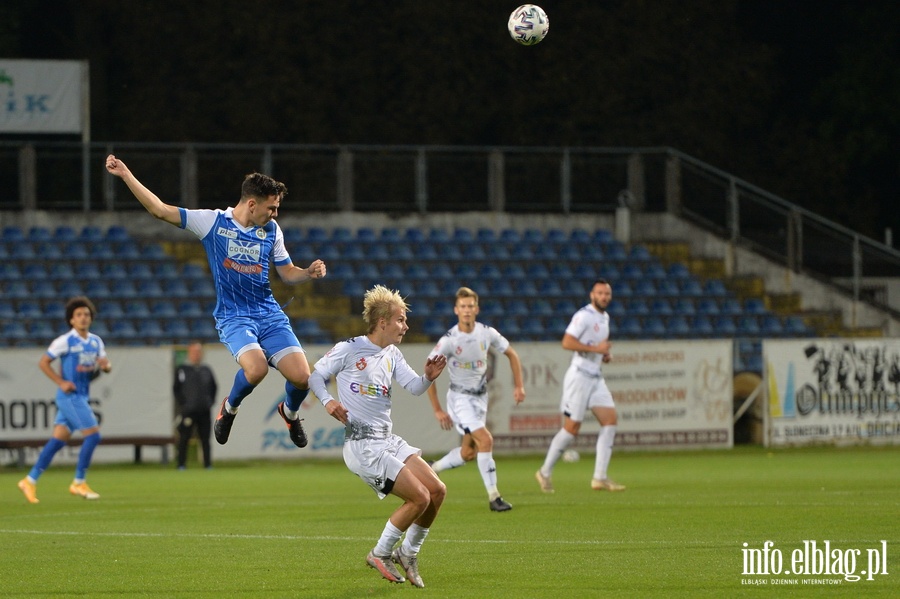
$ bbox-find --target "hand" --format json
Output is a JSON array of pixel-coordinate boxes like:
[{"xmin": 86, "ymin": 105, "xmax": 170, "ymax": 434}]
[
  {"xmin": 325, "ymin": 399, "xmax": 348, "ymax": 424},
  {"xmin": 602, "ymin": 353, "xmax": 612, "ymax": 363},
  {"xmin": 513, "ymin": 386, "xmax": 526, "ymax": 404},
  {"xmin": 59, "ymin": 380, "xmax": 76, "ymax": 393},
  {"xmin": 595, "ymin": 340, "xmax": 612, "ymax": 354},
  {"xmin": 434, "ymin": 409, "xmax": 453, "ymax": 430},
  {"xmin": 105, "ymin": 154, "xmax": 128, "ymax": 177},
  {"xmin": 97, "ymin": 357, "xmax": 112, "ymax": 373},
  {"xmin": 424, "ymin": 355, "xmax": 447, "ymax": 381},
  {"xmin": 307, "ymin": 259, "xmax": 326, "ymax": 279}
]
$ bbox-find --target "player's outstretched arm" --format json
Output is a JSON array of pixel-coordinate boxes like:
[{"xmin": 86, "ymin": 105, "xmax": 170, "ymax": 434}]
[
  {"xmin": 105, "ymin": 154, "xmax": 181, "ymax": 226},
  {"xmin": 504, "ymin": 346, "xmax": 526, "ymax": 404},
  {"xmin": 276, "ymin": 259, "xmax": 327, "ymax": 284}
]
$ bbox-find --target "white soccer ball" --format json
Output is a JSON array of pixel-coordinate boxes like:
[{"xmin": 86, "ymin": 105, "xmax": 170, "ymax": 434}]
[
  {"xmin": 562, "ymin": 449, "xmax": 580, "ymax": 463},
  {"xmin": 507, "ymin": 4, "xmax": 549, "ymax": 46}
]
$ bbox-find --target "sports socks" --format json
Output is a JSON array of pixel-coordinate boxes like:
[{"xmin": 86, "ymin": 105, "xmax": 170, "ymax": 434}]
[
  {"xmin": 28, "ymin": 437, "xmax": 66, "ymax": 481},
  {"xmin": 476, "ymin": 452, "xmax": 499, "ymax": 498},
  {"xmin": 226, "ymin": 369, "xmax": 256, "ymax": 410},
  {"xmin": 75, "ymin": 432, "xmax": 101, "ymax": 480},
  {"xmin": 594, "ymin": 425, "xmax": 617, "ymax": 481},
  {"xmin": 374, "ymin": 519, "xmax": 404, "ymax": 557},
  {"xmin": 540, "ymin": 428, "xmax": 575, "ymax": 476},
  {"xmin": 282, "ymin": 381, "xmax": 309, "ymax": 416},
  {"xmin": 400, "ymin": 523, "xmax": 429, "ymax": 557},
  {"xmin": 431, "ymin": 446, "xmax": 465, "ymax": 472}
]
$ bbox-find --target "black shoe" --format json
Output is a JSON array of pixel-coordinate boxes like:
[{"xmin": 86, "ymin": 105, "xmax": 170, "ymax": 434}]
[
  {"xmin": 277, "ymin": 401, "xmax": 308, "ymax": 448},
  {"xmin": 214, "ymin": 398, "xmax": 236, "ymax": 445},
  {"xmin": 490, "ymin": 496, "xmax": 513, "ymax": 512}
]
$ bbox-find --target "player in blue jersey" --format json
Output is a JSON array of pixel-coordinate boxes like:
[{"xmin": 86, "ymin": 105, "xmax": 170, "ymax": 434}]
[
  {"xmin": 18, "ymin": 296, "xmax": 112, "ymax": 504},
  {"xmin": 105, "ymin": 154, "xmax": 327, "ymax": 448}
]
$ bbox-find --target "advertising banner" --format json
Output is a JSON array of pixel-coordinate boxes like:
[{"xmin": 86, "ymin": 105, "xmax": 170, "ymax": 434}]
[
  {"xmin": 764, "ymin": 339, "xmax": 900, "ymax": 446},
  {"xmin": 0, "ymin": 59, "xmax": 86, "ymax": 133}
]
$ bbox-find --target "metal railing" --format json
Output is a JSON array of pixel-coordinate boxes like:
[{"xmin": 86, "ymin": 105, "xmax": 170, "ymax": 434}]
[{"xmin": 2, "ymin": 141, "xmax": 898, "ymax": 313}]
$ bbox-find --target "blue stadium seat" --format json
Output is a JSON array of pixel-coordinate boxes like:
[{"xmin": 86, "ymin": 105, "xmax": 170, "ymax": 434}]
[
  {"xmin": 35, "ymin": 242, "xmax": 63, "ymax": 259},
  {"xmin": 520, "ymin": 318, "xmax": 546, "ymax": 340},
  {"xmin": 151, "ymin": 301, "xmax": 177, "ymax": 318},
  {"xmin": 604, "ymin": 242, "xmax": 628, "ymax": 261},
  {"xmin": 294, "ymin": 318, "xmax": 325, "ymax": 337},
  {"xmin": 2, "ymin": 226, "xmax": 24, "ymax": 241},
  {"xmin": 560, "ymin": 279, "xmax": 583, "ymax": 298},
  {"xmin": 411, "ymin": 243, "xmax": 438, "ymax": 261},
  {"xmin": 162, "ymin": 319, "xmax": 192, "ymax": 340},
  {"xmin": 79, "ymin": 226, "xmax": 104, "ymax": 242},
  {"xmin": 526, "ymin": 263, "xmax": 549, "ymax": 279},
  {"xmin": 329, "ymin": 227, "xmax": 353, "ymax": 243},
  {"xmin": 704, "ymin": 279, "xmax": 728, "ymax": 297},
  {"xmin": 428, "ymin": 263, "xmax": 453, "ymax": 280},
  {"xmin": 499, "ymin": 229, "xmax": 521, "ymax": 244},
  {"xmin": 53, "ymin": 226, "xmax": 77, "ymax": 241},
  {"xmin": 674, "ymin": 298, "xmax": 696, "ymax": 315},
  {"xmin": 546, "ymin": 315, "xmax": 570, "ymax": 335},
  {"xmin": 427, "ymin": 228, "xmax": 450, "ymax": 244},
  {"xmin": 650, "ymin": 298, "xmax": 673, "ymax": 316},
  {"xmin": 694, "ymin": 315, "xmax": 715, "ymax": 336},
  {"xmin": 591, "ymin": 229, "xmax": 614, "ymax": 244},
  {"xmin": 557, "ymin": 245, "xmax": 581, "ymax": 261},
  {"xmin": 633, "ymin": 279, "xmax": 657, "ymax": 296},
  {"xmin": 162, "ymin": 279, "xmax": 190, "ymax": 298},
  {"xmin": 99, "ymin": 301, "xmax": 125, "ymax": 318},
  {"xmin": 305, "ymin": 227, "xmax": 328, "ymax": 243},
  {"xmin": 478, "ymin": 301, "xmax": 503, "ymax": 318},
  {"xmin": 9, "ymin": 242, "xmax": 36, "ymax": 259},
  {"xmin": 680, "ymin": 279, "xmax": 704, "ymax": 297},
  {"xmin": 489, "ymin": 280, "xmax": 515, "ymax": 298},
  {"xmin": 616, "ymin": 316, "xmax": 642, "ymax": 338},
  {"xmin": 546, "ymin": 228, "xmax": 566, "ymax": 244},
  {"xmin": 478, "ymin": 263, "xmax": 502, "ymax": 280},
  {"xmin": 452, "ymin": 228, "xmax": 474, "ymax": 243},
  {"xmin": 128, "ymin": 261, "xmax": 155, "ymax": 279},
  {"xmin": 643, "ymin": 316, "xmax": 667, "ymax": 337},
  {"xmin": 614, "ymin": 281, "xmax": 633, "ymax": 298},
  {"xmin": 644, "ymin": 262, "xmax": 667, "ymax": 279},
  {"xmin": 619, "ymin": 263, "xmax": 643, "ymax": 281},
  {"xmin": 124, "ymin": 301, "xmax": 151, "ymax": 319},
  {"xmin": 744, "ymin": 298, "xmax": 767, "ymax": 314},
  {"xmin": 667, "ymin": 263, "xmax": 691, "ymax": 279},
  {"xmin": 696, "ymin": 298, "xmax": 720, "ymax": 315},
  {"xmin": 2, "ymin": 321, "xmax": 28, "ymax": 340},
  {"xmin": 28, "ymin": 320, "xmax": 56, "ymax": 339},
  {"xmin": 381, "ymin": 263, "xmax": 404, "ymax": 281},
  {"xmin": 356, "ymin": 228, "xmax": 378, "ymax": 242},
  {"xmin": 713, "ymin": 316, "xmax": 737, "ymax": 336},
  {"xmin": 453, "ymin": 264, "xmax": 477, "ymax": 280},
  {"xmin": 760, "ymin": 315, "xmax": 784, "ymax": 337},
  {"xmin": 0, "ymin": 301, "xmax": 16, "ymax": 319},
  {"xmin": 6, "ymin": 281, "xmax": 31, "ymax": 299},
  {"xmin": 486, "ymin": 243, "xmax": 511, "ymax": 260},
  {"xmin": 423, "ymin": 317, "xmax": 448, "ymax": 338},
  {"xmin": 666, "ymin": 315, "xmax": 691, "ymax": 337},
  {"xmin": 137, "ymin": 280, "xmax": 164, "ymax": 298},
  {"xmin": 505, "ymin": 299, "xmax": 529, "ymax": 316},
  {"xmin": 554, "ymin": 299, "xmax": 577, "ymax": 315},
  {"xmin": 628, "ymin": 298, "xmax": 650, "ymax": 316},
  {"xmin": 188, "ymin": 279, "xmax": 214, "ymax": 297},
  {"xmin": 355, "ymin": 263, "xmax": 381, "ymax": 281},
  {"xmin": 538, "ymin": 280, "xmax": 564, "ymax": 297},
  {"xmin": 188, "ymin": 318, "xmax": 218, "ymax": 339},
  {"xmin": 329, "ymin": 263, "xmax": 355, "ymax": 280},
  {"xmin": 531, "ymin": 299, "xmax": 554, "ymax": 316},
  {"xmin": 549, "ymin": 263, "xmax": 573, "ymax": 279},
  {"xmin": 720, "ymin": 298, "xmax": 743, "ymax": 316},
  {"xmin": 737, "ymin": 315, "xmax": 761, "ymax": 335},
  {"xmin": 110, "ymin": 319, "xmax": 139, "ymax": 339},
  {"xmin": 31, "ymin": 280, "xmax": 57, "ymax": 299},
  {"xmin": 17, "ymin": 301, "xmax": 43, "ymax": 319},
  {"xmin": 784, "ymin": 316, "xmax": 812, "ymax": 337},
  {"xmin": 656, "ymin": 280, "xmax": 680, "ymax": 296},
  {"xmin": 0, "ymin": 263, "xmax": 21, "ymax": 280},
  {"xmin": 510, "ymin": 242, "xmax": 535, "ymax": 260},
  {"xmin": 476, "ymin": 228, "xmax": 497, "ymax": 243},
  {"xmin": 500, "ymin": 264, "xmax": 525, "ymax": 280},
  {"xmin": 176, "ymin": 300, "xmax": 204, "ymax": 318},
  {"xmin": 569, "ymin": 229, "xmax": 591, "ymax": 244},
  {"xmin": 393, "ymin": 228, "xmax": 420, "ymax": 244},
  {"xmin": 628, "ymin": 245, "xmax": 652, "ymax": 262},
  {"xmin": 136, "ymin": 319, "xmax": 166, "ymax": 340},
  {"xmin": 497, "ymin": 316, "xmax": 522, "ymax": 338}
]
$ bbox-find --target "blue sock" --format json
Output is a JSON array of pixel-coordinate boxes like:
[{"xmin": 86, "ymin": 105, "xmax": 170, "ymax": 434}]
[
  {"xmin": 75, "ymin": 433, "xmax": 101, "ymax": 480},
  {"xmin": 227, "ymin": 370, "xmax": 256, "ymax": 408},
  {"xmin": 29, "ymin": 437, "xmax": 66, "ymax": 481},
  {"xmin": 284, "ymin": 381, "xmax": 309, "ymax": 412}
]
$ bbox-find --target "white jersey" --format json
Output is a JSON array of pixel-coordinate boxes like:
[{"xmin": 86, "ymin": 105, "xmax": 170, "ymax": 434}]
[
  {"xmin": 311, "ymin": 336, "xmax": 431, "ymax": 433},
  {"xmin": 564, "ymin": 304, "xmax": 610, "ymax": 377},
  {"xmin": 429, "ymin": 322, "xmax": 509, "ymax": 395}
]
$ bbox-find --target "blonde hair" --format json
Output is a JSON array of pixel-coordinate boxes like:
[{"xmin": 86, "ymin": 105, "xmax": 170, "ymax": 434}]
[
  {"xmin": 363, "ymin": 285, "xmax": 409, "ymax": 333},
  {"xmin": 455, "ymin": 286, "xmax": 479, "ymax": 304}
]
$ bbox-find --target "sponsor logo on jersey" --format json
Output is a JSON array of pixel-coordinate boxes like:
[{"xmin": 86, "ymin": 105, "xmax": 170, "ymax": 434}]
[
  {"xmin": 349, "ymin": 381, "xmax": 391, "ymax": 398},
  {"xmin": 223, "ymin": 258, "xmax": 263, "ymax": 275},
  {"xmin": 227, "ymin": 238, "xmax": 261, "ymax": 262},
  {"xmin": 216, "ymin": 227, "xmax": 238, "ymax": 239}
]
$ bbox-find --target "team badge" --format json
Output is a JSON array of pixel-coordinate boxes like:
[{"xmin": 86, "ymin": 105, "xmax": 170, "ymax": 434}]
[
  {"xmin": 255, "ymin": 228, "xmax": 267, "ymax": 240},
  {"xmin": 356, "ymin": 357, "xmax": 367, "ymax": 370}
]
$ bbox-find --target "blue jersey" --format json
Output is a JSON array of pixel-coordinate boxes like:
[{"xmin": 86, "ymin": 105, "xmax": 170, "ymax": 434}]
[
  {"xmin": 46, "ymin": 329, "xmax": 107, "ymax": 399},
  {"xmin": 180, "ymin": 207, "xmax": 293, "ymax": 322}
]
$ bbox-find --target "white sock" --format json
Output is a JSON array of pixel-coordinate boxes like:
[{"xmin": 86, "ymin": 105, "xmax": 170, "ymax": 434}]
[
  {"xmin": 541, "ymin": 429, "xmax": 575, "ymax": 476},
  {"xmin": 594, "ymin": 425, "xmax": 617, "ymax": 480},
  {"xmin": 476, "ymin": 452, "xmax": 499, "ymax": 499},
  {"xmin": 373, "ymin": 519, "xmax": 404, "ymax": 557},
  {"xmin": 431, "ymin": 446, "xmax": 465, "ymax": 473},
  {"xmin": 400, "ymin": 523, "xmax": 429, "ymax": 556}
]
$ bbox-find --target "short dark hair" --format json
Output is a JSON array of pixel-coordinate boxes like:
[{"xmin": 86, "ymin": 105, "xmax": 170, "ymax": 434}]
[
  {"xmin": 65, "ymin": 296, "xmax": 97, "ymax": 322},
  {"xmin": 593, "ymin": 278, "xmax": 611, "ymax": 288},
  {"xmin": 241, "ymin": 172, "xmax": 287, "ymax": 201}
]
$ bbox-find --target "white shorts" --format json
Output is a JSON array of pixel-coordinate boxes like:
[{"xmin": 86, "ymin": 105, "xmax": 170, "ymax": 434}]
[
  {"xmin": 560, "ymin": 365, "xmax": 615, "ymax": 422},
  {"xmin": 446, "ymin": 389, "xmax": 488, "ymax": 435},
  {"xmin": 343, "ymin": 434, "xmax": 421, "ymax": 499}
]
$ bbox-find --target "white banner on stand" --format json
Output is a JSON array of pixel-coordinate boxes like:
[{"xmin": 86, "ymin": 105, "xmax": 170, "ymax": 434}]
[{"xmin": 0, "ymin": 59, "xmax": 86, "ymax": 133}]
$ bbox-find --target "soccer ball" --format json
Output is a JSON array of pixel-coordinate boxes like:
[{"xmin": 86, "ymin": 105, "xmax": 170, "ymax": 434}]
[
  {"xmin": 507, "ymin": 4, "xmax": 549, "ymax": 46},
  {"xmin": 562, "ymin": 449, "xmax": 580, "ymax": 463}
]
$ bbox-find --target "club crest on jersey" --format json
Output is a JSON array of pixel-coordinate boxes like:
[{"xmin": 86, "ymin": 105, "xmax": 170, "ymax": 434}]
[
  {"xmin": 216, "ymin": 226, "xmax": 237, "ymax": 239},
  {"xmin": 455, "ymin": 346, "xmax": 463, "ymax": 355},
  {"xmin": 356, "ymin": 357, "xmax": 367, "ymax": 370},
  {"xmin": 255, "ymin": 228, "xmax": 267, "ymax": 240}
]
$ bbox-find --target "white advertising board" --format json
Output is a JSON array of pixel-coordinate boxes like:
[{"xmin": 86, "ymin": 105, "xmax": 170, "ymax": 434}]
[
  {"xmin": 764, "ymin": 339, "xmax": 900, "ymax": 446},
  {"xmin": 0, "ymin": 59, "xmax": 86, "ymax": 133}
]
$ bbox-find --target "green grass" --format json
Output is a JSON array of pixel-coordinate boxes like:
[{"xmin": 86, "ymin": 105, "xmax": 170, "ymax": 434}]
[{"xmin": 2, "ymin": 446, "xmax": 898, "ymax": 598}]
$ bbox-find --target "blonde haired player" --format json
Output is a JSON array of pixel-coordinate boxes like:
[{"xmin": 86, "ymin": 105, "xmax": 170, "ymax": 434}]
[
  {"xmin": 308, "ymin": 285, "xmax": 447, "ymax": 588},
  {"xmin": 427, "ymin": 286, "xmax": 525, "ymax": 511}
]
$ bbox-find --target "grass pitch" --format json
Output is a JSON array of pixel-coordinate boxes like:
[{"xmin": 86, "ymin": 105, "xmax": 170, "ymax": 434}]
[{"xmin": 2, "ymin": 446, "xmax": 898, "ymax": 598}]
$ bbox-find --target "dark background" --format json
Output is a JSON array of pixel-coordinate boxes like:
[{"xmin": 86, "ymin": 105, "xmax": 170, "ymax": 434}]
[{"xmin": 2, "ymin": 0, "xmax": 898, "ymax": 239}]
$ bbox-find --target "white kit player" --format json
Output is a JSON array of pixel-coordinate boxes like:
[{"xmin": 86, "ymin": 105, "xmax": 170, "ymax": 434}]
[
  {"xmin": 308, "ymin": 285, "xmax": 447, "ymax": 588},
  {"xmin": 536, "ymin": 279, "xmax": 626, "ymax": 493},
  {"xmin": 427, "ymin": 287, "xmax": 525, "ymax": 512}
]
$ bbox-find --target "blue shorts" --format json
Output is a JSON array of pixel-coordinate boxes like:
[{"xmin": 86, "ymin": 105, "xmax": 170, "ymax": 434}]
[
  {"xmin": 54, "ymin": 393, "xmax": 99, "ymax": 431},
  {"xmin": 217, "ymin": 312, "xmax": 303, "ymax": 363}
]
